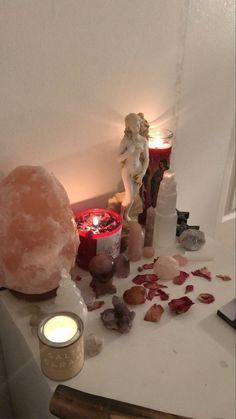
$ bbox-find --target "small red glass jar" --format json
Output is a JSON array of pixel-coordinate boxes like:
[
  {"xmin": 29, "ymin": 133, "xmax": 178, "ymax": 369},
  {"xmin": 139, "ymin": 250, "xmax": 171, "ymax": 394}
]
[{"xmin": 74, "ymin": 208, "xmax": 122, "ymax": 270}]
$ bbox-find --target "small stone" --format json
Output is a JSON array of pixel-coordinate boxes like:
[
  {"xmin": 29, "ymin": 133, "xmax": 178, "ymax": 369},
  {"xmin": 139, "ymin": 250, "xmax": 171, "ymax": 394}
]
[
  {"xmin": 115, "ymin": 254, "xmax": 130, "ymax": 278},
  {"xmin": 123, "ymin": 286, "xmax": 146, "ymax": 305},
  {"xmin": 179, "ymin": 230, "xmax": 205, "ymax": 251},
  {"xmin": 89, "ymin": 254, "xmax": 115, "ymax": 282},
  {"xmin": 142, "ymin": 246, "xmax": 155, "ymax": 259},
  {"xmin": 154, "ymin": 256, "xmax": 180, "ymax": 281},
  {"xmin": 172, "ymin": 254, "xmax": 188, "ymax": 266},
  {"xmin": 85, "ymin": 333, "xmax": 104, "ymax": 357}
]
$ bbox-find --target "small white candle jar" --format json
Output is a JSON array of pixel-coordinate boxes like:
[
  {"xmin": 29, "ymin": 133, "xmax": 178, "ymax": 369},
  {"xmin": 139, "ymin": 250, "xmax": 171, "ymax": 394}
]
[{"xmin": 38, "ymin": 312, "xmax": 84, "ymax": 381}]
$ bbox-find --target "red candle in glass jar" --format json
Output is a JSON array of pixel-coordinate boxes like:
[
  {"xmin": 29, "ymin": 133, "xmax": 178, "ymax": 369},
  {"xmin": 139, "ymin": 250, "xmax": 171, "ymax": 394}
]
[
  {"xmin": 74, "ymin": 208, "xmax": 122, "ymax": 270},
  {"xmin": 139, "ymin": 129, "xmax": 173, "ymax": 224}
]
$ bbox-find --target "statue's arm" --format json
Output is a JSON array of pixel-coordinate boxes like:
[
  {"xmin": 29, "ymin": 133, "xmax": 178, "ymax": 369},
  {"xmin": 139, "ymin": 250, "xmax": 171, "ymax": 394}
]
[
  {"xmin": 117, "ymin": 137, "xmax": 132, "ymax": 163},
  {"xmin": 141, "ymin": 140, "xmax": 149, "ymax": 175}
]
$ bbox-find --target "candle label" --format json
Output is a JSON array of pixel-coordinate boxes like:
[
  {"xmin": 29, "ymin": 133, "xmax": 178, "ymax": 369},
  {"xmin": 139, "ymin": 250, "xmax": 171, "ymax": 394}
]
[
  {"xmin": 96, "ymin": 229, "xmax": 121, "ymax": 258},
  {"xmin": 40, "ymin": 338, "xmax": 84, "ymax": 380}
]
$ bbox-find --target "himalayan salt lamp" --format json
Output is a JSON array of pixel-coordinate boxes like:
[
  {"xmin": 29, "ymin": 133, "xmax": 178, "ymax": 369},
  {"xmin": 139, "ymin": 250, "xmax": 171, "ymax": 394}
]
[{"xmin": 0, "ymin": 166, "xmax": 79, "ymax": 295}]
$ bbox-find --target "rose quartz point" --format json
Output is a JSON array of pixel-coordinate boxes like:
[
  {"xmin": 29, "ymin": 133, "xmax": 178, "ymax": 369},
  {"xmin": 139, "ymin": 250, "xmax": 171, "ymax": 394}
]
[
  {"xmin": 142, "ymin": 246, "xmax": 155, "ymax": 259},
  {"xmin": 0, "ymin": 165, "xmax": 79, "ymax": 294},
  {"xmin": 172, "ymin": 254, "xmax": 188, "ymax": 266},
  {"xmin": 127, "ymin": 222, "xmax": 143, "ymax": 262},
  {"xmin": 154, "ymin": 256, "xmax": 180, "ymax": 281}
]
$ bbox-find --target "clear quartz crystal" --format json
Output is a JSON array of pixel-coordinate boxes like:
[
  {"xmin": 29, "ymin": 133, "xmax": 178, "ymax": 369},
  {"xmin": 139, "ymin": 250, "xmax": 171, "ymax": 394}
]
[
  {"xmin": 54, "ymin": 269, "xmax": 88, "ymax": 326},
  {"xmin": 154, "ymin": 170, "xmax": 177, "ymax": 247}
]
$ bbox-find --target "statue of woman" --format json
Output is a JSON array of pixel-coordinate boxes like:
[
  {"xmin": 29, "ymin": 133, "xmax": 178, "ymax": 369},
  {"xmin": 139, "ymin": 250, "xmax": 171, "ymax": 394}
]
[{"xmin": 118, "ymin": 113, "xmax": 149, "ymax": 222}]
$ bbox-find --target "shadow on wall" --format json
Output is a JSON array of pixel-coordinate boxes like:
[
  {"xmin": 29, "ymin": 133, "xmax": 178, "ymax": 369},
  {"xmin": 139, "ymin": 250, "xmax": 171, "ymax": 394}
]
[{"xmin": 44, "ymin": 138, "xmax": 122, "ymax": 205}]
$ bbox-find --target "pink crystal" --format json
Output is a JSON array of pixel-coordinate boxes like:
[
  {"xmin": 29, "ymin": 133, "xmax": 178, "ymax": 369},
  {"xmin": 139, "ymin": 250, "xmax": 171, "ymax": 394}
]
[
  {"xmin": 127, "ymin": 222, "xmax": 143, "ymax": 262},
  {"xmin": 153, "ymin": 256, "xmax": 180, "ymax": 281},
  {"xmin": 0, "ymin": 166, "xmax": 79, "ymax": 294}
]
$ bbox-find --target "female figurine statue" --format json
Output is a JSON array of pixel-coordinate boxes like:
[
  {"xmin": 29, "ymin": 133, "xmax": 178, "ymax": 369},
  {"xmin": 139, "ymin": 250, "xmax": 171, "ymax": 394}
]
[{"xmin": 118, "ymin": 113, "xmax": 149, "ymax": 222}]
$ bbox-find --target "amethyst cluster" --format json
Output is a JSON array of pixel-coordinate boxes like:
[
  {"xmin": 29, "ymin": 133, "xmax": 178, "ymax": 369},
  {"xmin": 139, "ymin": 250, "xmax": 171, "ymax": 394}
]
[{"xmin": 100, "ymin": 296, "xmax": 135, "ymax": 333}]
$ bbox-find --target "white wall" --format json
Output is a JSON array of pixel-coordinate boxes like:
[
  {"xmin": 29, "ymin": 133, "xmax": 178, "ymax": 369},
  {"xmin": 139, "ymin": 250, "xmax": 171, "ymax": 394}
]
[{"xmin": 0, "ymin": 0, "xmax": 235, "ymax": 236}]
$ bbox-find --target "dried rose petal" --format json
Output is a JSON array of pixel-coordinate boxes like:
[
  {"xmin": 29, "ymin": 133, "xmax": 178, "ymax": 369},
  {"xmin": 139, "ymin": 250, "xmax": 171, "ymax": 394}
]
[
  {"xmin": 143, "ymin": 282, "xmax": 160, "ymax": 290},
  {"xmin": 87, "ymin": 300, "xmax": 105, "ymax": 311},
  {"xmin": 168, "ymin": 296, "xmax": 194, "ymax": 314},
  {"xmin": 216, "ymin": 274, "xmax": 232, "ymax": 281},
  {"xmin": 198, "ymin": 293, "xmax": 215, "ymax": 304},
  {"xmin": 172, "ymin": 254, "xmax": 188, "ymax": 266},
  {"xmin": 138, "ymin": 263, "xmax": 154, "ymax": 271},
  {"xmin": 191, "ymin": 267, "xmax": 211, "ymax": 280},
  {"xmin": 132, "ymin": 274, "xmax": 158, "ymax": 285},
  {"xmin": 123, "ymin": 286, "xmax": 146, "ymax": 305},
  {"xmin": 147, "ymin": 289, "xmax": 157, "ymax": 301},
  {"xmin": 185, "ymin": 285, "xmax": 194, "ymax": 293},
  {"xmin": 142, "ymin": 263, "xmax": 154, "ymax": 270},
  {"xmin": 144, "ymin": 304, "xmax": 164, "ymax": 322},
  {"xmin": 157, "ymin": 289, "xmax": 169, "ymax": 301},
  {"xmin": 173, "ymin": 271, "xmax": 190, "ymax": 285}
]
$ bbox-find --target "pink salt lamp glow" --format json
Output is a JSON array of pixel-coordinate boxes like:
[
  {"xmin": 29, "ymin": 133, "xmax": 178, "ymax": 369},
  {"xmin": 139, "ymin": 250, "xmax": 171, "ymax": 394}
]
[{"xmin": 0, "ymin": 166, "xmax": 79, "ymax": 294}]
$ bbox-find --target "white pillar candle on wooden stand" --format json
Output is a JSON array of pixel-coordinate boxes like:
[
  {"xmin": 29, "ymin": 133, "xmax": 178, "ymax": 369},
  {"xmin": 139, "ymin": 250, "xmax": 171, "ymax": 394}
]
[{"xmin": 154, "ymin": 170, "xmax": 177, "ymax": 247}]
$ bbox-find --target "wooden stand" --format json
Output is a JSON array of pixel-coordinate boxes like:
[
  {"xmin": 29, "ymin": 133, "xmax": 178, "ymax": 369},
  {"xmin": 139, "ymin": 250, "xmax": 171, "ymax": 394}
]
[{"xmin": 50, "ymin": 385, "xmax": 191, "ymax": 419}]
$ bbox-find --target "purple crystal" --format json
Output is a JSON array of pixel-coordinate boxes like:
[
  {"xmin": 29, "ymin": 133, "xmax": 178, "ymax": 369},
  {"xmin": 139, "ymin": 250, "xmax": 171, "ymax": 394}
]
[
  {"xmin": 100, "ymin": 296, "xmax": 135, "ymax": 333},
  {"xmin": 115, "ymin": 254, "xmax": 130, "ymax": 278}
]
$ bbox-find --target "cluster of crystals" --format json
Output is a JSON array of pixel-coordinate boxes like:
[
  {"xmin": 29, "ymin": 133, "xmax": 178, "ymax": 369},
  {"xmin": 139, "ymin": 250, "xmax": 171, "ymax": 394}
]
[
  {"xmin": 76, "ymin": 211, "xmax": 120, "ymax": 235},
  {"xmin": 100, "ymin": 296, "xmax": 135, "ymax": 333}
]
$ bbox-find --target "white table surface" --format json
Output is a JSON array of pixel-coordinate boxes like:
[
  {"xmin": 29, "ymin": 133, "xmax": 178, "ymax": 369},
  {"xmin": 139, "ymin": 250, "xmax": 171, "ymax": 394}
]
[{"xmin": 0, "ymin": 237, "xmax": 235, "ymax": 419}]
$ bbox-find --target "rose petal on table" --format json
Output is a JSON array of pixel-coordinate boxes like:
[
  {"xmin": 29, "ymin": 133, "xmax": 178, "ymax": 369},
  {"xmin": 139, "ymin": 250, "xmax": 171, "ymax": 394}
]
[
  {"xmin": 172, "ymin": 254, "xmax": 188, "ymax": 266},
  {"xmin": 191, "ymin": 267, "xmax": 211, "ymax": 280},
  {"xmin": 138, "ymin": 263, "xmax": 154, "ymax": 271},
  {"xmin": 143, "ymin": 282, "xmax": 160, "ymax": 290},
  {"xmin": 157, "ymin": 289, "xmax": 169, "ymax": 301},
  {"xmin": 87, "ymin": 300, "xmax": 105, "ymax": 311},
  {"xmin": 198, "ymin": 293, "xmax": 215, "ymax": 304},
  {"xmin": 216, "ymin": 274, "xmax": 232, "ymax": 281},
  {"xmin": 123, "ymin": 286, "xmax": 147, "ymax": 305},
  {"xmin": 132, "ymin": 274, "xmax": 158, "ymax": 285},
  {"xmin": 168, "ymin": 296, "xmax": 194, "ymax": 314},
  {"xmin": 185, "ymin": 284, "xmax": 194, "ymax": 293},
  {"xmin": 147, "ymin": 289, "xmax": 157, "ymax": 301},
  {"xmin": 173, "ymin": 271, "xmax": 190, "ymax": 285},
  {"xmin": 144, "ymin": 304, "xmax": 164, "ymax": 322}
]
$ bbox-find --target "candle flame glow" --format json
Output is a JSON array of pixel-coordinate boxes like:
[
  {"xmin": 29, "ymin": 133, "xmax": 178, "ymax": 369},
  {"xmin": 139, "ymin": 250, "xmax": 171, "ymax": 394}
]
[
  {"xmin": 92, "ymin": 216, "xmax": 99, "ymax": 227},
  {"xmin": 43, "ymin": 315, "xmax": 78, "ymax": 343},
  {"xmin": 148, "ymin": 136, "xmax": 171, "ymax": 149}
]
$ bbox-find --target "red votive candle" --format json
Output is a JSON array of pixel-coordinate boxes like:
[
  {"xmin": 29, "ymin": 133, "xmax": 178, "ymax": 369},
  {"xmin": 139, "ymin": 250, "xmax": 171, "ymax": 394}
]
[
  {"xmin": 139, "ymin": 129, "xmax": 173, "ymax": 224},
  {"xmin": 74, "ymin": 208, "xmax": 122, "ymax": 270}
]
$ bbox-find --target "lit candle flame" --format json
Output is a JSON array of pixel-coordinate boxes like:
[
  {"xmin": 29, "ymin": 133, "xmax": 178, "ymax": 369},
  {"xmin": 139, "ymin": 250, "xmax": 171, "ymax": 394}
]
[
  {"xmin": 148, "ymin": 135, "xmax": 171, "ymax": 149},
  {"xmin": 92, "ymin": 216, "xmax": 99, "ymax": 227},
  {"xmin": 43, "ymin": 315, "xmax": 78, "ymax": 343}
]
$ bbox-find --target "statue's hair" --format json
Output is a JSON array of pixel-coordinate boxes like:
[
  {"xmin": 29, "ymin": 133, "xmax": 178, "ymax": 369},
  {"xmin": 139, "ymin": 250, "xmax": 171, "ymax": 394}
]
[{"xmin": 124, "ymin": 113, "xmax": 140, "ymax": 137}]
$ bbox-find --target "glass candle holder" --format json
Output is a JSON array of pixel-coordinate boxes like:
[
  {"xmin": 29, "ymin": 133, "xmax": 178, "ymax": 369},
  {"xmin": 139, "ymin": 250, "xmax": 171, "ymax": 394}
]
[
  {"xmin": 139, "ymin": 129, "xmax": 173, "ymax": 224},
  {"xmin": 75, "ymin": 208, "xmax": 122, "ymax": 270}
]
